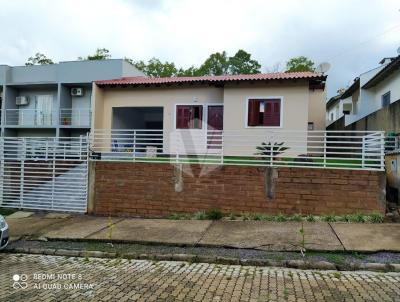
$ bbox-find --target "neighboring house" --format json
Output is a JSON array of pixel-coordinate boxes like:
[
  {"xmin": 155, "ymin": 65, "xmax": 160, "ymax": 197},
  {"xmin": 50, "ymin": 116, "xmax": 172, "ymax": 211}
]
[
  {"xmin": 326, "ymin": 93, "xmax": 344, "ymax": 126},
  {"xmin": 0, "ymin": 60, "xmax": 143, "ymax": 138},
  {"xmin": 92, "ymin": 72, "xmax": 327, "ymax": 156},
  {"xmin": 327, "ymin": 55, "xmax": 400, "ymax": 132}
]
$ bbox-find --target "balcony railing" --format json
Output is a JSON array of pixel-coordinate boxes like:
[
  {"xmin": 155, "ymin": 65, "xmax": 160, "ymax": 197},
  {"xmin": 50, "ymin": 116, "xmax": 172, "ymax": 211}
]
[
  {"xmin": 60, "ymin": 109, "xmax": 91, "ymax": 127},
  {"xmin": 5, "ymin": 109, "xmax": 56, "ymax": 126},
  {"xmin": 89, "ymin": 129, "xmax": 385, "ymax": 171}
]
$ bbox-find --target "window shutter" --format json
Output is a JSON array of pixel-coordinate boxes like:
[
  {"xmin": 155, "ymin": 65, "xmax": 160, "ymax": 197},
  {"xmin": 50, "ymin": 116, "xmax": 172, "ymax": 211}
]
[
  {"xmin": 176, "ymin": 105, "xmax": 189, "ymax": 129},
  {"xmin": 248, "ymin": 100, "xmax": 260, "ymax": 126},
  {"xmin": 264, "ymin": 99, "xmax": 281, "ymax": 126}
]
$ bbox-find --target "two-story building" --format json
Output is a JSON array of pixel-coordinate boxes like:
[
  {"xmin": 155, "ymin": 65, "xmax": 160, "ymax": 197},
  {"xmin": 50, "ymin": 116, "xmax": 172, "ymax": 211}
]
[
  {"xmin": 0, "ymin": 60, "xmax": 143, "ymax": 138},
  {"xmin": 327, "ymin": 55, "xmax": 400, "ymax": 132}
]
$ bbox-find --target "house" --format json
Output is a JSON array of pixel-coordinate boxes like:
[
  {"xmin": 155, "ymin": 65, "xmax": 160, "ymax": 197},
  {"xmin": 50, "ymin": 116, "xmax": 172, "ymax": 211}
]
[
  {"xmin": 0, "ymin": 59, "xmax": 143, "ymax": 138},
  {"xmin": 91, "ymin": 72, "xmax": 327, "ymax": 158},
  {"xmin": 327, "ymin": 55, "xmax": 400, "ymax": 132}
]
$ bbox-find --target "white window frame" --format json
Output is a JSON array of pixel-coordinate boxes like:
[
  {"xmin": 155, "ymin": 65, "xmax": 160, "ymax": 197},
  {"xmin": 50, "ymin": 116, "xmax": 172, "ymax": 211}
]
[
  {"xmin": 244, "ymin": 96, "xmax": 284, "ymax": 129},
  {"xmin": 173, "ymin": 102, "xmax": 223, "ymax": 131}
]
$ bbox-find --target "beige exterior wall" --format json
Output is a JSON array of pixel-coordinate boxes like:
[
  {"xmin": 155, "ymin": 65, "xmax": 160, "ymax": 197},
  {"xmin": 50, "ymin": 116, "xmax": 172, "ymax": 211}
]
[
  {"xmin": 308, "ymin": 89, "xmax": 326, "ymax": 131},
  {"xmin": 92, "ymin": 81, "xmax": 326, "ymax": 156}
]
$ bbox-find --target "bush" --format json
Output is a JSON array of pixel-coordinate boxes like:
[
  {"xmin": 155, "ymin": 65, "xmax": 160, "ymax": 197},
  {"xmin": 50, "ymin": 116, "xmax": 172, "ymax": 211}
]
[{"xmin": 205, "ymin": 209, "xmax": 223, "ymax": 220}]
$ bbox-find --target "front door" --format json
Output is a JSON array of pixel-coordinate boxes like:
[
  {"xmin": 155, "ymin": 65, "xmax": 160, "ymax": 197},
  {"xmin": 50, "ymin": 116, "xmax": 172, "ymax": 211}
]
[
  {"xmin": 35, "ymin": 95, "xmax": 53, "ymax": 126},
  {"xmin": 207, "ymin": 106, "xmax": 223, "ymax": 150}
]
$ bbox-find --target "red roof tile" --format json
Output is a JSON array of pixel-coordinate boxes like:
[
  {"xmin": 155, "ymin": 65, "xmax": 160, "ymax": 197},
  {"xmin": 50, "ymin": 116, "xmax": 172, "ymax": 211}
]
[{"xmin": 96, "ymin": 72, "xmax": 326, "ymax": 86}]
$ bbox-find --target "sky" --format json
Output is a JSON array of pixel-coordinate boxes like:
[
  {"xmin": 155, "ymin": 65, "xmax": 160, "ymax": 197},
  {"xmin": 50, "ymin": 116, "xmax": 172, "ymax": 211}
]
[{"xmin": 0, "ymin": 0, "xmax": 399, "ymax": 97}]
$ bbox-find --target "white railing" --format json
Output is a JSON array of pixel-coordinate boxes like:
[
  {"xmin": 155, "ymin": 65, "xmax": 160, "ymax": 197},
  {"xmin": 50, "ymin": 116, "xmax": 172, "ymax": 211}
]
[
  {"xmin": 5, "ymin": 109, "xmax": 57, "ymax": 126},
  {"xmin": 0, "ymin": 136, "xmax": 89, "ymax": 213},
  {"xmin": 60, "ymin": 108, "xmax": 91, "ymax": 127},
  {"xmin": 89, "ymin": 129, "xmax": 385, "ymax": 171}
]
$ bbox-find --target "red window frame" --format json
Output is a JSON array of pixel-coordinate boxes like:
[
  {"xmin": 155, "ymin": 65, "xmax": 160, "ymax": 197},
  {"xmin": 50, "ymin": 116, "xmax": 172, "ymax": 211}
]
[
  {"xmin": 176, "ymin": 105, "xmax": 203, "ymax": 129},
  {"xmin": 247, "ymin": 99, "xmax": 281, "ymax": 127}
]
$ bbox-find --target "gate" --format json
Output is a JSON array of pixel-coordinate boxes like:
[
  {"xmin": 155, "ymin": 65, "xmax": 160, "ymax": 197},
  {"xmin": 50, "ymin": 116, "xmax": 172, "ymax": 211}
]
[{"xmin": 0, "ymin": 136, "xmax": 89, "ymax": 213}]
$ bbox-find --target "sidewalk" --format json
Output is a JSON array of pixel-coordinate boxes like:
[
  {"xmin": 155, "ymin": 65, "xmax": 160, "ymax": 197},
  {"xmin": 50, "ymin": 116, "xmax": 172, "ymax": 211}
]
[{"xmin": 5, "ymin": 211, "xmax": 400, "ymax": 252}]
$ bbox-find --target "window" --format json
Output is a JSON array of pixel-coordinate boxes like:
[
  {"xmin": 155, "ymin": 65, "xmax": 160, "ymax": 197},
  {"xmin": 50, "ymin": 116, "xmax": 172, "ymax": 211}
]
[
  {"xmin": 176, "ymin": 105, "xmax": 203, "ymax": 129},
  {"xmin": 382, "ymin": 91, "xmax": 391, "ymax": 107},
  {"xmin": 308, "ymin": 122, "xmax": 314, "ymax": 130},
  {"xmin": 247, "ymin": 99, "xmax": 281, "ymax": 127}
]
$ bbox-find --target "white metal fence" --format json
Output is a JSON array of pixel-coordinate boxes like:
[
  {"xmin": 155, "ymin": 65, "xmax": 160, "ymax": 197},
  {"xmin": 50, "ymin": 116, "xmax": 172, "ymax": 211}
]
[
  {"xmin": 90, "ymin": 129, "xmax": 385, "ymax": 171},
  {"xmin": 5, "ymin": 109, "xmax": 57, "ymax": 126},
  {"xmin": 0, "ymin": 137, "xmax": 89, "ymax": 212}
]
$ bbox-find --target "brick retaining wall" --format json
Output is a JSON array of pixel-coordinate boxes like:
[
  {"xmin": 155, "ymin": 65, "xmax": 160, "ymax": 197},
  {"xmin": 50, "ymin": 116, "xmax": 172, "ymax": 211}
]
[{"xmin": 91, "ymin": 162, "xmax": 386, "ymax": 217}]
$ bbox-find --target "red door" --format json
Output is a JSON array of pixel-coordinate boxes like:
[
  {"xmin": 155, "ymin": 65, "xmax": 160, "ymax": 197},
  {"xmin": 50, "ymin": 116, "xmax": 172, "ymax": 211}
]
[{"xmin": 207, "ymin": 106, "xmax": 223, "ymax": 149}]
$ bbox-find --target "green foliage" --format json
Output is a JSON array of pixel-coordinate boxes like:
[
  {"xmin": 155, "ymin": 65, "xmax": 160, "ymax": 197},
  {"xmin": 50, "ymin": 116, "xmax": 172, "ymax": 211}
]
[
  {"xmin": 367, "ymin": 213, "xmax": 384, "ymax": 223},
  {"xmin": 205, "ymin": 208, "xmax": 223, "ymax": 220},
  {"xmin": 228, "ymin": 213, "xmax": 237, "ymax": 220},
  {"xmin": 327, "ymin": 254, "xmax": 345, "ymax": 266},
  {"xmin": 305, "ymin": 215, "xmax": 316, "ymax": 222},
  {"xmin": 198, "ymin": 51, "xmax": 229, "ymax": 76},
  {"xmin": 228, "ymin": 49, "xmax": 261, "ymax": 74},
  {"xmin": 133, "ymin": 58, "xmax": 178, "ymax": 77},
  {"xmin": 274, "ymin": 214, "xmax": 288, "ymax": 222},
  {"xmin": 128, "ymin": 49, "xmax": 261, "ymax": 77},
  {"xmin": 322, "ymin": 214, "xmax": 336, "ymax": 222},
  {"xmin": 193, "ymin": 211, "xmax": 207, "ymax": 220},
  {"xmin": 25, "ymin": 53, "xmax": 54, "ymax": 66},
  {"xmin": 289, "ymin": 214, "xmax": 303, "ymax": 222},
  {"xmin": 255, "ymin": 142, "xmax": 289, "ymax": 158},
  {"xmin": 168, "ymin": 213, "xmax": 190, "ymax": 220},
  {"xmin": 79, "ymin": 48, "xmax": 111, "ymax": 60},
  {"xmin": 285, "ymin": 56, "xmax": 315, "ymax": 72}
]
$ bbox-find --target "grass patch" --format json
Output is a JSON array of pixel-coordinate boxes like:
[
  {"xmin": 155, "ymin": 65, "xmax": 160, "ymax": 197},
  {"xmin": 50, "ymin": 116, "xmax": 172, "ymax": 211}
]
[
  {"xmin": 326, "ymin": 254, "xmax": 346, "ymax": 266},
  {"xmin": 0, "ymin": 208, "xmax": 18, "ymax": 216},
  {"xmin": 165, "ymin": 211, "xmax": 385, "ymax": 223}
]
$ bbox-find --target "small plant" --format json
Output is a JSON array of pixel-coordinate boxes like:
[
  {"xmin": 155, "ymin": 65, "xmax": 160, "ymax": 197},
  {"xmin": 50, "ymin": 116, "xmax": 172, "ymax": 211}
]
[
  {"xmin": 305, "ymin": 215, "xmax": 316, "ymax": 222},
  {"xmin": 274, "ymin": 213, "xmax": 288, "ymax": 222},
  {"xmin": 322, "ymin": 214, "xmax": 336, "ymax": 222},
  {"xmin": 193, "ymin": 211, "xmax": 207, "ymax": 220},
  {"xmin": 107, "ymin": 216, "xmax": 114, "ymax": 241},
  {"xmin": 228, "ymin": 213, "xmax": 237, "ymax": 220},
  {"xmin": 168, "ymin": 213, "xmax": 189, "ymax": 220},
  {"xmin": 289, "ymin": 214, "xmax": 303, "ymax": 222},
  {"xmin": 367, "ymin": 213, "xmax": 384, "ymax": 223},
  {"xmin": 205, "ymin": 208, "xmax": 223, "ymax": 220},
  {"xmin": 255, "ymin": 142, "xmax": 289, "ymax": 162},
  {"xmin": 354, "ymin": 213, "xmax": 366, "ymax": 223},
  {"xmin": 327, "ymin": 254, "xmax": 345, "ymax": 266},
  {"xmin": 332, "ymin": 272, "xmax": 342, "ymax": 279}
]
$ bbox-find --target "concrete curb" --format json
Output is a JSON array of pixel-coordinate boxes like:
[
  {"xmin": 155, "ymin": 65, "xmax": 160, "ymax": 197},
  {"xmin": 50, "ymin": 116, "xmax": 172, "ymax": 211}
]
[{"xmin": 5, "ymin": 247, "xmax": 400, "ymax": 272}]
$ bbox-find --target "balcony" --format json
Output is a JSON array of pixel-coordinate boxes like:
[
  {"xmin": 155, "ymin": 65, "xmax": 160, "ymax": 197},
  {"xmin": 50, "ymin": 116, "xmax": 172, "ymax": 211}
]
[
  {"xmin": 60, "ymin": 109, "xmax": 91, "ymax": 128},
  {"xmin": 5, "ymin": 109, "xmax": 57, "ymax": 127}
]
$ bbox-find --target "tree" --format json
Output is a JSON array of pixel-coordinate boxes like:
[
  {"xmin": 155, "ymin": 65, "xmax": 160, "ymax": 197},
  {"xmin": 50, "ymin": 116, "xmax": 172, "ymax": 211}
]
[
  {"xmin": 285, "ymin": 56, "xmax": 315, "ymax": 72},
  {"xmin": 79, "ymin": 48, "xmax": 111, "ymax": 60},
  {"xmin": 25, "ymin": 53, "xmax": 54, "ymax": 66},
  {"xmin": 132, "ymin": 58, "xmax": 178, "ymax": 77},
  {"xmin": 176, "ymin": 66, "xmax": 201, "ymax": 77},
  {"xmin": 228, "ymin": 50, "xmax": 261, "ymax": 74},
  {"xmin": 197, "ymin": 51, "xmax": 229, "ymax": 76}
]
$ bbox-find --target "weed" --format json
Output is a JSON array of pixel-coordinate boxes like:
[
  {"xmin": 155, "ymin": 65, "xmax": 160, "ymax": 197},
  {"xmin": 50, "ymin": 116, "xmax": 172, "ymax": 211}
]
[
  {"xmin": 283, "ymin": 288, "xmax": 289, "ymax": 300},
  {"xmin": 322, "ymin": 214, "xmax": 336, "ymax": 222},
  {"xmin": 288, "ymin": 271, "xmax": 293, "ymax": 278},
  {"xmin": 193, "ymin": 211, "xmax": 207, "ymax": 220},
  {"xmin": 326, "ymin": 254, "xmax": 345, "ymax": 266},
  {"xmin": 205, "ymin": 209, "xmax": 223, "ymax": 220},
  {"xmin": 298, "ymin": 221, "xmax": 306, "ymax": 257},
  {"xmin": 83, "ymin": 257, "xmax": 90, "ymax": 263},
  {"xmin": 274, "ymin": 214, "xmax": 288, "ymax": 222},
  {"xmin": 107, "ymin": 216, "xmax": 114, "ymax": 240},
  {"xmin": 354, "ymin": 214, "xmax": 366, "ymax": 223},
  {"xmin": 367, "ymin": 213, "xmax": 384, "ymax": 223},
  {"xmin": 228, "ymin": 213, "xmax": 237, "ymax": 220},
  {"xmin": 290, "ymin": 214, "xmax": 303, "ymax": 222},
  {"xmin": 332, "ymin": 272, "xmax": 342, "ymax": 279},
  {"xmin": 168, "ymin": 213, "xmax": 189, "ymax": 220},
  {"xmin": 305, "ymin": 215, "xmax": 316, "ymax": 222}
]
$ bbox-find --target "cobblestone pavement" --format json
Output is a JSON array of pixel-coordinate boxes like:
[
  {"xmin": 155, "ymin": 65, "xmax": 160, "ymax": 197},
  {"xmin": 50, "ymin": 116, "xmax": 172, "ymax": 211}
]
[{"xmin": 1, "ymin": 254, "xmax": 400, "ymax": 302}]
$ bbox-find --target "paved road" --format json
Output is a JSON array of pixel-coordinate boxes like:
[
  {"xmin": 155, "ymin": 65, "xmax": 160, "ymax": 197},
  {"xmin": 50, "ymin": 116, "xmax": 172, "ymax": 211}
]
[{"xmin": 1, "ymin": 254, "xmax": 399, "ymax": 302}]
